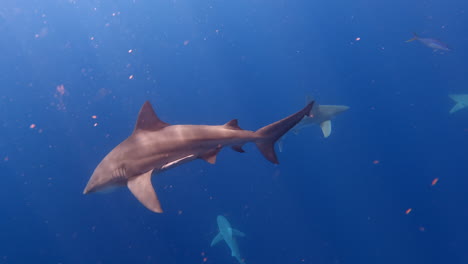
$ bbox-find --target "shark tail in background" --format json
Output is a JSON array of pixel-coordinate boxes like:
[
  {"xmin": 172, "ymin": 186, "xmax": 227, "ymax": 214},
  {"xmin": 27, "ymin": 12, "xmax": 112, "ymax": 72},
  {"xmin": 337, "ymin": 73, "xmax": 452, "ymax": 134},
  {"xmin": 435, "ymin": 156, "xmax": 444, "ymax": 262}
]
[
  {"xmin": 255, "ymin": 102, "xmax": 314, "ymax": 164},
  {"xmin": 405, "ymin": 32, "xmax": 419, "ymax": 42}
]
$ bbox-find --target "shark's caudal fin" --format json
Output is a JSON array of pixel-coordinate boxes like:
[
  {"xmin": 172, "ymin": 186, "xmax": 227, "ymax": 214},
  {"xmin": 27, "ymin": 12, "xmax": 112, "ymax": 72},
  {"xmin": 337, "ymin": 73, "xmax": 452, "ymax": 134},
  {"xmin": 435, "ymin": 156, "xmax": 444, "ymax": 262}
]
[
  {"xmin": 450, "ymin": 103, "xmax": 465, "ymax": 114},
  {"xmin": 405, "ymin": 32, "xmax": 419, "ymax": 42},
  {"xmin": 449, "ymin": 94, "xmax": 468, "ymax": 114},
  {"xmin": 255, "ymin": 102, "xmax": 314, "ymax": 164}
]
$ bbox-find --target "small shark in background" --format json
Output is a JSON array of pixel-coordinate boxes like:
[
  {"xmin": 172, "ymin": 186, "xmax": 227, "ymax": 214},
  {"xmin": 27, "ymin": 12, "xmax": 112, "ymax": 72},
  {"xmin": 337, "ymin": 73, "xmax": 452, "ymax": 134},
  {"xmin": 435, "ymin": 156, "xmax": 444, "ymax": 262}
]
[
  {"xmin": 294, "ymin": 103, "xmax": 350, "ymax": 138},
  {"xmin": 278, "ymin": 102, "xmax": 348, "ymax": 152},
  {"xmin": 211, "ymin": 215, "xmax": 246, "ymax": 264},
  {"xmin": 83, "ymin": 100, "xmax": 313, "ymax": 213},
  {"xmin": 405, "ymin": 32, "xmax": 450, "ymax": 52},
  {"xmin": 449, "ymin": 94, "xmax": 468, "ymax": 114}
]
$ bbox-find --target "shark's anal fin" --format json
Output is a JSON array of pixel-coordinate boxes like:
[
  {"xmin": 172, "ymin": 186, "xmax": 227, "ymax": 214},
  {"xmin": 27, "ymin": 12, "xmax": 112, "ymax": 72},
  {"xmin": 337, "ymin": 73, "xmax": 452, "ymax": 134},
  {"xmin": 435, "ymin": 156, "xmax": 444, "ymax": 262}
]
[
  {"xmin": 127, "ymin": 170, "xmax": 163, "ymax": 213},
  {"xmin": 232, "ymin": 229, "xmax": 245, "ymax": 237},
  {"xmin": 320, "ymin": 120, "xmax": 332, "ymax": 138},
  {"xmin": 134, "ymin": 101, "xmax": 169, "ymax": 132},
  {"xmin": 232, "ymin": 145, "xmax": 245, "ymax": 153},
  {"xmin": 211, "ymin": 233, "xmax": 223, "ymax": 247},
  {"xmin": 200, "ymin": 148, "xmax": 221, "ymax": 164}
]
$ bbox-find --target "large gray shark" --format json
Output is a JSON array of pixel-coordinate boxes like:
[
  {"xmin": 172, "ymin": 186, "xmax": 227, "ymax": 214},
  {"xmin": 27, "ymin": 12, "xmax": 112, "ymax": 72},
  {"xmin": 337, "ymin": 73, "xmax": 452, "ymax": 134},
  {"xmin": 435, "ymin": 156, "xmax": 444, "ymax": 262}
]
[
  {"xmin": 83, "ymin": 101, "xmax": 313, "ymax": 213},
  {"xmin": 295, "ymin": 103, "xmax": 349, "ymax": 138},
  {"xmin": 211, "ymin": 215, "xmax": 246, "ymax": 264},
  {"xmin": 449, "ymin": 94, "xmax": 468, "ymax": 114}
]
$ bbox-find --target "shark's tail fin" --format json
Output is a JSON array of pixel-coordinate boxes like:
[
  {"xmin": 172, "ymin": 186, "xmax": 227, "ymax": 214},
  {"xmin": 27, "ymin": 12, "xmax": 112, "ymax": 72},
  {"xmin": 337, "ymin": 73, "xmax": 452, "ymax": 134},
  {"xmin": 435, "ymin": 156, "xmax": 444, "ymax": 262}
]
[
  {"xmin": 255, "ymin": 102, "xmax": 314, "ymax": 164},
  {"xmin": 405, "ymin": 32, "xmax": 419, "ymax": 42}
]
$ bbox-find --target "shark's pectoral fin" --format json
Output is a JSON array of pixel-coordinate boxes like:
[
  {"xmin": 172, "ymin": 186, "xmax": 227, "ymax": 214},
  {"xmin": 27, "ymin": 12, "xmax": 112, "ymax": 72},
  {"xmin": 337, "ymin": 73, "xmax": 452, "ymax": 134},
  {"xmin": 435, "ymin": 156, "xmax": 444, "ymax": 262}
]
[
  {"xmin": 210, "ymin": 233, "xmax": 223, "ymax": 247},
  {"xmin": 232, "ymin": 145, "xmax": 245, "ymax": 153},
  {"xmin": 450, "ymin": 103, "xmax": 465, "ymax": 114},
  {"xmin": 127, "ymin": 170, "xmax": 163, "ymax": 213},
  {"xmin": 200, "ymin": 148, "xmax": 221, "ymax": 164},
  {"xmin": 232, "ymin": 229, "xmax": 246, "ymax": 237},
  {"xmin": 320, "ymin": 120, "xmax": 332, "ymax": 138}
]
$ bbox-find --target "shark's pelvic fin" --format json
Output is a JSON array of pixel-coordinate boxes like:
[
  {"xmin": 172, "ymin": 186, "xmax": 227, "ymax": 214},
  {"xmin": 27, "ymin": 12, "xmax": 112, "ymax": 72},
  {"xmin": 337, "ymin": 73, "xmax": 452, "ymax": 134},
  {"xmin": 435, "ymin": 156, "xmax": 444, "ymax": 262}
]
[
  {"xmin": 255, "ymin": 102, "xmax": 314, "ymax": 164},
  {"xmin": 232, "ymin": 229, "xmax": 246, "ymax": 237},
  {"xmin": 134, "ymin": 101, "xmax": 169, "ymax": 133},
  {"xmin": 200, "ymin": 148, "xmax": 221, "ymax": 164},
  {"xmin": 224, "ymin": 119, "xmax": 242, "ymax": 130},
  {"xmin": 320, "ymin": 120, "xmax": 332, "ymax": 138},
  {"xmin": 127, "ymin": 170, "xmax": 163, "ymax": 213}
]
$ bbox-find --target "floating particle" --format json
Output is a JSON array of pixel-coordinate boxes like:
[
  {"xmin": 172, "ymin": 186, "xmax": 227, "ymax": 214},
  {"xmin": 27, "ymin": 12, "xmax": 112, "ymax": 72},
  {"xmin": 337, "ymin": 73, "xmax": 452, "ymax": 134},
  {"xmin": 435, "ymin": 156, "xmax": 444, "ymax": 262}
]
[
  {"xmin": 431, "ymin": 178, "xmax": 439, "ymax": 186},
  {"xmin": 203, "ymin": 257, "xmax": 207, "ymax": 262},
  {"xmin": 129, "ymin": 75, "xmax": 134, "ymax": 80},
  {"xmin": 405, "ymin": 208, "xmax": 412, "ymax": 215},
  {"xmin": 93, "ymin": 123, "xmax": 98, "ymax": 127},
  {"xmin": 178, "ymin": 210, "xmax": 183, "ymax": 215},
  {"xmin": 29, "ymin": 124, "xmax": 36, "ymax": 129},
  {"xmin": 56, "ymin": 84, "xmax": 65, "ymax": 96},
  {"xmin": 373, "ymin": 160, "xmax": 380, "ymax": 165},
  {"xmin": 355, "ymin": 37, "xmax": 361, "ymax": 41},
  {"xmin": 90, "ymin": 36, "xmax": 95, "ymax": 40},
  {"xmin": 183, "ymin": 40, "xmax": 190, "ymax": 46},
  {"xmin": 419, "ymin": 226, "xmax": 426, "ymax": 232},
  {"xmin": 3, "ymin": 156, "xmax": 9, "ymax": 162},
  {"xmin": 128, "ymin": 49, "xmax": 133, "ymax": 53},
  {"xmin": 91, "ymin": 115, "xmax": 97, "ymax": 119}
]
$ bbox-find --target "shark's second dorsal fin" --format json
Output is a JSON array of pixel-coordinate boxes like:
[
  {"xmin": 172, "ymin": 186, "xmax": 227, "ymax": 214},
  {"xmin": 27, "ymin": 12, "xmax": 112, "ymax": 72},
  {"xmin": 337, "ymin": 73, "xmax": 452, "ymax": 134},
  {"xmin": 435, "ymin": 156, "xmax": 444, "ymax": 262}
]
[
  {"xmin": 224, "ymin": 119, "xmax": 242, "ymax": 130},
  {"xmin": 134, "ymin": 101, "xmax": 169, "ymax": 133}
]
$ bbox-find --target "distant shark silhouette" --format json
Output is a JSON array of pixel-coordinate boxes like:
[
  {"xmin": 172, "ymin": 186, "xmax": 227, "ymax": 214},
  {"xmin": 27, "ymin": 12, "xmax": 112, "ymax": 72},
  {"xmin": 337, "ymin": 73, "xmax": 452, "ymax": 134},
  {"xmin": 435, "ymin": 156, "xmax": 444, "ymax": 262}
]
[
  {"xmin": 449, "ymin": 94, "xmax": 468, "ymax": 114},
  {"xmin": 211, "ymin": 215, "xmax": 246, "ymax": 264},
  {"xmin": 405, "ymin": 32, "xmax": 451, "ymax": 52},
  {"xmin": 294, "ymin": 103, "xmax": 350, "ymax": 138},
  {"xmin": 83, "ymin": 101, "xmax": 313, "ymax": 212}
]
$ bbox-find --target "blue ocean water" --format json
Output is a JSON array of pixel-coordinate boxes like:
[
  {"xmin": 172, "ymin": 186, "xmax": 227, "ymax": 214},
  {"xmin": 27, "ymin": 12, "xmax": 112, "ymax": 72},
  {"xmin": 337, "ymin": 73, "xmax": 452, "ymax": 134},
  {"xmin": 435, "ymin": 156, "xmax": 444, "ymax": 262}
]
[{"xmin": 1, "ymin": 0, "xmax": 468, "ymax": 263}]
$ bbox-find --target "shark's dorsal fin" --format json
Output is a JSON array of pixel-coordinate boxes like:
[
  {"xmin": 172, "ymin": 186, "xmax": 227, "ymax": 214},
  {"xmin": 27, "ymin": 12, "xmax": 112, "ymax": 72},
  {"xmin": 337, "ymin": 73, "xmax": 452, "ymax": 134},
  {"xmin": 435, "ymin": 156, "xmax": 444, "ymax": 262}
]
[
  {"xmin": 134, "ymin": 101, "xmax": 169, "ymax": 133},
  {"xmin": 127, "ymin": 170, "xmax": 163, "ymax": 213},
  {"xmin": 224, "ymin": 119, "xmax": 242, "ymax": 130}
]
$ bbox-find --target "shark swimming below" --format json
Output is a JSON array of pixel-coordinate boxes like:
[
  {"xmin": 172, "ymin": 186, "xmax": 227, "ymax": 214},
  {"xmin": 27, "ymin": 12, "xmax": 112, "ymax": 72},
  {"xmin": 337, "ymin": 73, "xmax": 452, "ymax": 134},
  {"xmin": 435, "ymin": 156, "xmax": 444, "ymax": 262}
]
[
  {"xmin": 449, "ymin": 94, "xmax": 468, "ymax": 114},
  {"xmin": 83, "ymin": 100, "xmax": 313, "ymax": 213},
  {"xmin": 405, "ymin": 32, "xmax": 450, "ymax": 52},
  {"xmin": 293, "ymin": 103, "xmax": 349, "ymax": 138},
  {"xmin": 278, "ymin": 102, "xmax": 348, "ymax": 152},
  {"xmin": 211, "ymin": 215, "xmax": 246, "ymax": 264}
]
